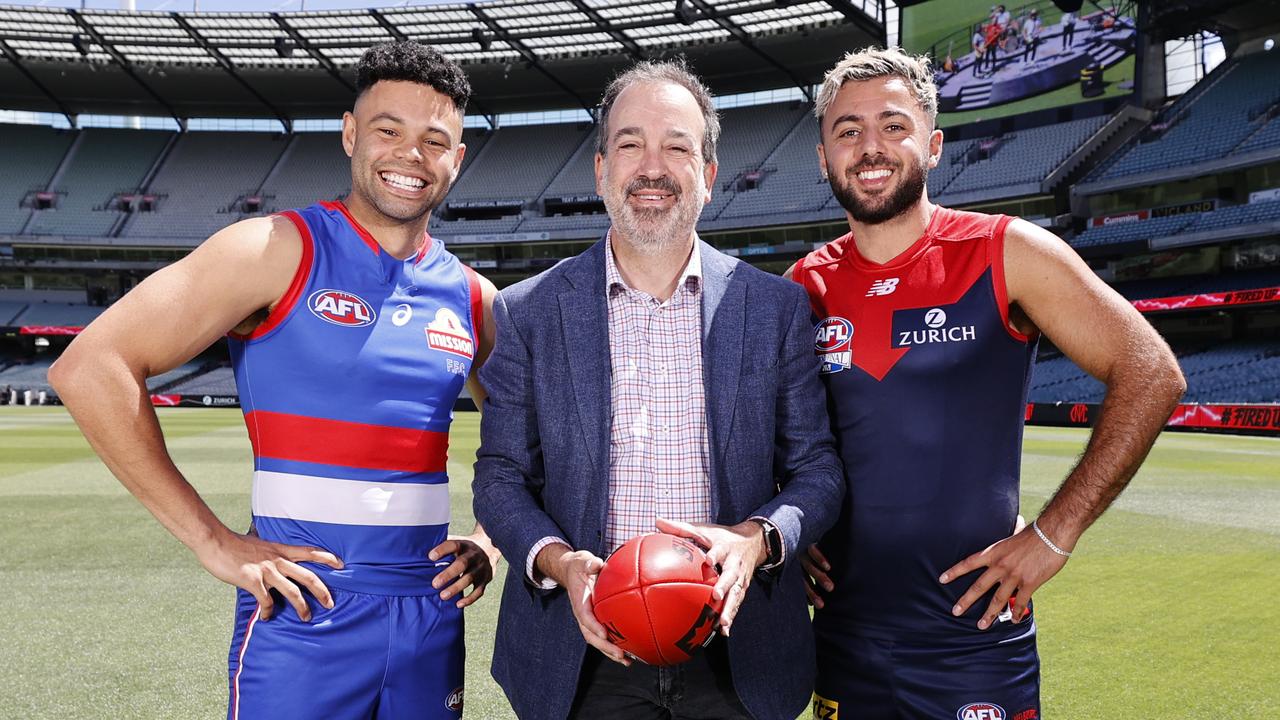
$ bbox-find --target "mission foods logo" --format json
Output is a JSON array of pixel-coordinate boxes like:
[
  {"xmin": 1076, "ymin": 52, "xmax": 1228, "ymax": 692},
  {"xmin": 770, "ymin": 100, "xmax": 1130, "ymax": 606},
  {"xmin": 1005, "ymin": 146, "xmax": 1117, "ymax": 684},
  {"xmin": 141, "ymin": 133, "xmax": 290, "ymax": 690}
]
[
  {"xmin": 426, "ymin": 308, "xmax": 475, "ymax": 360},
  {"xmin": 814, "ymin": 317, "xmax": 853, "ymax": 375},
  {"xmin": 309, "ymin": 289, "xmax": 375, "ymax": 327}
]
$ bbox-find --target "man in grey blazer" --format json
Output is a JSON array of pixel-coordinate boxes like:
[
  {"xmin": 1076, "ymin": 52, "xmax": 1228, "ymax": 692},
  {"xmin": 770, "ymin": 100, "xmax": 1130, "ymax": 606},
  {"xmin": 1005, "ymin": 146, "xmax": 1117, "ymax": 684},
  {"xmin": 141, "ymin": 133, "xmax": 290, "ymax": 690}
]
[{"xmin": 473, "ymin": 59, "xmax": 844, "ymax": 720}]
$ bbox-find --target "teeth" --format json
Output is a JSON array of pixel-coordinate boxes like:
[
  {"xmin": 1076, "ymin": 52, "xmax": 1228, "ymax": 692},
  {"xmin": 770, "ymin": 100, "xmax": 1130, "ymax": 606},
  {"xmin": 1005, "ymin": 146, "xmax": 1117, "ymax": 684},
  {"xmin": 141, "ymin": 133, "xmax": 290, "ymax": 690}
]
[
  {"xmin": 858, "ymin": 169, "xmax": 892, "ymax": 180},
  {"xmin": 381, "ymin": 171, "xmax": 425, "ymax": 190}
]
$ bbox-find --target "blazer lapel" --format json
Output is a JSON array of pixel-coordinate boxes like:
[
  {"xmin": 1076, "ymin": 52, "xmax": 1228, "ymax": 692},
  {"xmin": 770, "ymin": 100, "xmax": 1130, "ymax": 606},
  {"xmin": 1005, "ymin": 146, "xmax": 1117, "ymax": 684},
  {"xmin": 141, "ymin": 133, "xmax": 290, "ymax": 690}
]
[
  {"xmin": 699, "ymin": 242, "xmax": 744, "ymax": 497},
  {"xmin": 559, "ymin": 239, "xmax": 611, "ymax": 478}
]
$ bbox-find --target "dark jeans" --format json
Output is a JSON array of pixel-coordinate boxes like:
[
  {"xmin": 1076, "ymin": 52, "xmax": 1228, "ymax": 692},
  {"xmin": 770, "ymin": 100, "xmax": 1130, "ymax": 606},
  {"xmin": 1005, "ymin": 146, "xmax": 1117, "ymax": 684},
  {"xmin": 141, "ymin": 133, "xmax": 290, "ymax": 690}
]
[{"xmin": 568, "ymin": 638, "xmax": 752, "ymax": 720}]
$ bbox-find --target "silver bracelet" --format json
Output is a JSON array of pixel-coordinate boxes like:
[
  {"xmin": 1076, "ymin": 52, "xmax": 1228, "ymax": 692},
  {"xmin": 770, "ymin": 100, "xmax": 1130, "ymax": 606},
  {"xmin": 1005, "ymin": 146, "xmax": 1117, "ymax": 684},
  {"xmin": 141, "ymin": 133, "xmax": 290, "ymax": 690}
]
[{"xmin": 1032, "ymin": 520, "xmax": 1072, "ymax": 557}]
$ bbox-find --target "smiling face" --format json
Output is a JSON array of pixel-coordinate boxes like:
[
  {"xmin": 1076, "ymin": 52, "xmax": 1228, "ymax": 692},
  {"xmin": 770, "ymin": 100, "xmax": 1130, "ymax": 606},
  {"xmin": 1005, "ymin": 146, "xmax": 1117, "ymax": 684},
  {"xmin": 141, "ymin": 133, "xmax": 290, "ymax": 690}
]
[
  {"xmin": 595, "ymin": 80, "xmax": 717, "ymax": 256},
  {"xmin": 342, "ymin": 80, "xmax": 465, "ymax": 224},
  {"xmin": 817, "ymin": 75, "xmax": 942, "ymax": 226}
]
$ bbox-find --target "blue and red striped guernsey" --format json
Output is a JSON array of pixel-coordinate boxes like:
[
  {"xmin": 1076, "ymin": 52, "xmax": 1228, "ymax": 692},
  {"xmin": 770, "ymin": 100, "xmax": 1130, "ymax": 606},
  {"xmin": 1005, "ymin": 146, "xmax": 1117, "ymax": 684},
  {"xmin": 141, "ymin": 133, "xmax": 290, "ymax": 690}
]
[{"xmin": 228, "ymin": 201, "xmax": 482, "ymax": 595}]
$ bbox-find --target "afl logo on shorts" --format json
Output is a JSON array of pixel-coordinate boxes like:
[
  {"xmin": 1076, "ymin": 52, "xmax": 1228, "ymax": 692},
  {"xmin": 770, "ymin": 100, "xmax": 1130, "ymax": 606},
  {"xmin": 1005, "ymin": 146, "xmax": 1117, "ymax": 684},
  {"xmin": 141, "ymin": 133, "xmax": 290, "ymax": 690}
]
[
  {"xmin": 444, "ymin": 686, "xmax": 464, "ymax": 712},
  {"xmin": 814, "ymin": 317, "xmax": 853, "ymax": 375},
  {"xmin": 426, "ymin": 308, "xmax": 475, "ymax": 360},
  {"xmin": 308, "ymin": 289, "xmax": 375, "ymax": 327},
  {"xmin": 957, "ymin": 702, "xmax": 1005, "ymax": 720}
]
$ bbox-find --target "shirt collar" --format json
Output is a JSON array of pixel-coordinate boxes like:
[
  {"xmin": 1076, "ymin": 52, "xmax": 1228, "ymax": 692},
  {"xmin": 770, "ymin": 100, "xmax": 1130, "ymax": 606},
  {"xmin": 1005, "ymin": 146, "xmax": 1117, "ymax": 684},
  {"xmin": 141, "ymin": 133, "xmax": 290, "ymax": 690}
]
[{"xmin": 605, "ymin": 229, "xmax": 702, "ymax": 298}]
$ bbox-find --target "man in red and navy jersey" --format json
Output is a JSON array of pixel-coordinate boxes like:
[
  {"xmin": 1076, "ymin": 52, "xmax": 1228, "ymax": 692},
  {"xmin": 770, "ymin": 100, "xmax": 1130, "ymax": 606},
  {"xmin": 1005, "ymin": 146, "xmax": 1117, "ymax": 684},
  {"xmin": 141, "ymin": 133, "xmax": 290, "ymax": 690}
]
[
  {"xmin": 788, "ymin": 47, "xmax": 1186, "ymax": 720},
  {"xmin": 51, "ymin": 42, "xmax": 499, "ymax": 719}
]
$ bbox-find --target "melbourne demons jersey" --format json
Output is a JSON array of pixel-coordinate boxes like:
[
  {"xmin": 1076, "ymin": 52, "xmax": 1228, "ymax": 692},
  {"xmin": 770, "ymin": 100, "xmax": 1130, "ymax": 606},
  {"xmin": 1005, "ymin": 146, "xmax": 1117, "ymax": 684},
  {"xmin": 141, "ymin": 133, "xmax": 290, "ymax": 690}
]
[
  {"xmin": 228, "ymin": 201, "xmax": 482, "ymax": 596},
  {"xmin": 794, "ymin": 207, "xmax": 1037, "ymax": 642}
]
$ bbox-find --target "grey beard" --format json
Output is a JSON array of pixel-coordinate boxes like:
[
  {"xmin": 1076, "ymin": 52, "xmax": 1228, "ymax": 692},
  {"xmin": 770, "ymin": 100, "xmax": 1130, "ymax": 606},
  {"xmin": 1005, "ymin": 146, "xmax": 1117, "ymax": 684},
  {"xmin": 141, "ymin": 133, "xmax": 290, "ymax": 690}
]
[{"xmin": 604, "ymin": 185, "xmax": 706, "ymax": 257}]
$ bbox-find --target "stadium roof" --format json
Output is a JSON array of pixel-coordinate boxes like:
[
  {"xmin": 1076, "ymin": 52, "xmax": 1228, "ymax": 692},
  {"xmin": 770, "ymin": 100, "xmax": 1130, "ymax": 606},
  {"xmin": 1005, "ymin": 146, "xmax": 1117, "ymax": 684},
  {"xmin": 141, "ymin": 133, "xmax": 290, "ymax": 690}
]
[{"xmin": 0, "ymin": 0, "xmax": 884, "ymax": 128}]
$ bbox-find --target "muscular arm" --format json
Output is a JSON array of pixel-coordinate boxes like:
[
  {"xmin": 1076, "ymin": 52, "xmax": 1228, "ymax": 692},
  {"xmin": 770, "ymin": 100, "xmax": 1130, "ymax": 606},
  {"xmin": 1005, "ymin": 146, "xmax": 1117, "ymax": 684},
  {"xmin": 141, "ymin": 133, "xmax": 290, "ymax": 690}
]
[
  {"xmin": 48, "ymin": 216, "xmax": 342, "ymax": 620},
  {"xmin": 942, "ymin": 219, "xmax": 1185, "ymax": 628},
  {"xmin": 1004, "ymin": 219, "xmax": 1185, "ymax": 546}
]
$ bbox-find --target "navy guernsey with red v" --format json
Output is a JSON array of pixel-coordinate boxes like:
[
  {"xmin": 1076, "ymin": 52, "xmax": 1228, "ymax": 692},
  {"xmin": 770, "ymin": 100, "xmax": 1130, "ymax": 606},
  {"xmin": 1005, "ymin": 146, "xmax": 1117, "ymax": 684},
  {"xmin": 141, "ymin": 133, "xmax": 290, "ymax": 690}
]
[
  {"xmin": 795, "ymin": 206, "xmax": 1038, "ymax": 642},
  {"xmin": 227, "ymin": 201, "xmax": 482, "ymax": 596}
]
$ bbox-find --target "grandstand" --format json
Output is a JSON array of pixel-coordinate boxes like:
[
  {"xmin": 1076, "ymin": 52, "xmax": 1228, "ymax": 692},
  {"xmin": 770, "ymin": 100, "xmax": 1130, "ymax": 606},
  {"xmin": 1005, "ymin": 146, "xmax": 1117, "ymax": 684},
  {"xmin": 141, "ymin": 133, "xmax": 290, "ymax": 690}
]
[{"xmin": 0, "ymin": 0, "xmax": 1276, "ymax": 422}]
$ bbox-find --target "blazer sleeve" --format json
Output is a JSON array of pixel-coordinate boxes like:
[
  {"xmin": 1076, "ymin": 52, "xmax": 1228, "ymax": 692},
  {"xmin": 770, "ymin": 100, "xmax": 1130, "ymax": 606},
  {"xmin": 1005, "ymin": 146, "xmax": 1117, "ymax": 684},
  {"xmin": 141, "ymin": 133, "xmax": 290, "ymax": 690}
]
[
  {"xmin": 753, "ymin": 282, "xmax": 845, "ymax": 562},
  {"xmin": 472, "ymin": 291, "xmax": 569, "ymax": 580}
]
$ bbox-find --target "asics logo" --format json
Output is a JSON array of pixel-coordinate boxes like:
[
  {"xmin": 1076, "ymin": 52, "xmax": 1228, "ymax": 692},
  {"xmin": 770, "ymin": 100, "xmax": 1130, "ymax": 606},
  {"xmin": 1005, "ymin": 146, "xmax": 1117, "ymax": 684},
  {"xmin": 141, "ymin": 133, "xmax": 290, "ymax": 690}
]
[{"xmin": 866, "ymin": 278, "xmax": 900, "ymax": 297}]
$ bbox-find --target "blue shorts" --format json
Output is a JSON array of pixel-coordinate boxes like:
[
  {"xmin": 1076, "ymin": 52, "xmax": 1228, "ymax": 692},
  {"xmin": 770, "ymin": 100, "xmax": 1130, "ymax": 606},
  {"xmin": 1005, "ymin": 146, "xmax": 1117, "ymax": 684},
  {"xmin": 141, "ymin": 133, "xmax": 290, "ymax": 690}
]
[
  {"xmin": 226, "ymin": 587, "xmax": 464, "ymax": 720},
  {"xmin": 813, "ymin": 626, "xmax": 1040, "ymax": 720}
]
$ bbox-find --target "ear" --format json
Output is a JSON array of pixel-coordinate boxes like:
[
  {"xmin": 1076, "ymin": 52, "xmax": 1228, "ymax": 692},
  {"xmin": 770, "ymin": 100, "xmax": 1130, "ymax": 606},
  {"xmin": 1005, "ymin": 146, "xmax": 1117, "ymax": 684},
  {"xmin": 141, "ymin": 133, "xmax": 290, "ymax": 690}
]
[
  {"xmin": 928, "ymin": 128, "xmax": 944, "ymax": 169},
  {"xmin": 451, "ymin": 142, "xmax": 467, "ymax": 184},
  {"xmin": 594, "ymin": 152, "xmax": 605, "ymax": 197},
  {"xmin": 701, "ymin": 161, "xmax": 718, "ymax": 204},
  {"xmin": 816, "ymin": 142, "xmax": 829, "ymax": 180},
  {"xmin": 341, "ymin": 111, "xmax": 356, "ymax": 158}
]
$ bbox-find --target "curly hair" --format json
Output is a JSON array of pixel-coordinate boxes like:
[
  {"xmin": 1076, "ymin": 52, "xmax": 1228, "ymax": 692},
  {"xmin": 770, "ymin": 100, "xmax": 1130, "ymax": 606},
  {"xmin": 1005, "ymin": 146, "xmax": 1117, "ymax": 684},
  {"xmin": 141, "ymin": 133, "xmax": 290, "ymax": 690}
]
[{"xmin": 355, "ymin": 41, "xmax": 471, "ymax": 115}]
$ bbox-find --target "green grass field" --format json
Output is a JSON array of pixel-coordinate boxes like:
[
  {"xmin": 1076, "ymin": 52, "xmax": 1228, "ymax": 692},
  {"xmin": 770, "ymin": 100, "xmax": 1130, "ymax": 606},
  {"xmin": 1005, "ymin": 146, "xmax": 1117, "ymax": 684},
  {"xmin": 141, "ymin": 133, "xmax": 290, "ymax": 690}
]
[{"xmin": 2, "ymin": 408, "xmax": 1277, "ymax": 718}]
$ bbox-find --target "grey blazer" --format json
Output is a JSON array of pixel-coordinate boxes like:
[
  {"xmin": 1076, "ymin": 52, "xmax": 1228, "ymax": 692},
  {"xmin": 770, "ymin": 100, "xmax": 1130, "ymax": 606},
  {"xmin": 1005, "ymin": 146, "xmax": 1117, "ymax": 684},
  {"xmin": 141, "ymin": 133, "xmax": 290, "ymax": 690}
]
[{"xmin": 473, "ymin": 237, "xmax": 843, "ymax": 720}]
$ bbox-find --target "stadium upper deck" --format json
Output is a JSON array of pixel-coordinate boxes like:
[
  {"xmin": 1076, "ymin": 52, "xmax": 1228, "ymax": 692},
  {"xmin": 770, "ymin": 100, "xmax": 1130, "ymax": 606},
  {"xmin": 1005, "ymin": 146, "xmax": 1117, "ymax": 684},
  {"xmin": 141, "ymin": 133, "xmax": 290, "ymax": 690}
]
[{"xmin": 0, "ymin": 0, "xmax": 885, "ymax": 121}]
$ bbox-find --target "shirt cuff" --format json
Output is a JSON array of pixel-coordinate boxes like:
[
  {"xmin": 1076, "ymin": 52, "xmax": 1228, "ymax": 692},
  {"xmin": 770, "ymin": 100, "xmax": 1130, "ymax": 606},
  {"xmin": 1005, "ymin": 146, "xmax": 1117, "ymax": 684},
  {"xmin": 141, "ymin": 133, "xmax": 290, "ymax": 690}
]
[{"xmin": 526, "ymin": 536, "xmax": 571, "ymax": 589}]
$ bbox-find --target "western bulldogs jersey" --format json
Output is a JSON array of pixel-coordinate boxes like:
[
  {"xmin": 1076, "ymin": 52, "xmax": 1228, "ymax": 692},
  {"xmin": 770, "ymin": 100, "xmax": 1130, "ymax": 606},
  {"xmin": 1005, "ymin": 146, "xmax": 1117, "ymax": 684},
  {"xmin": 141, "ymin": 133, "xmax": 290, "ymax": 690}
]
[
  {"xmin": 228, "ymin": 201, "xmax": 481, "ymax": 596},
  {"xmin": 794, "ymin": 207, "xmax": 1038, "ymax": 642}
]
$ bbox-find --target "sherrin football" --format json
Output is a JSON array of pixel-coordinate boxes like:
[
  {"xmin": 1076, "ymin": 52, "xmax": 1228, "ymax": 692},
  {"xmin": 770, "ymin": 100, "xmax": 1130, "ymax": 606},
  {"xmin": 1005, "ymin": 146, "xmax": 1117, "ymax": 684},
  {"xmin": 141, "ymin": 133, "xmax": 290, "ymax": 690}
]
[{"xmin": 591, "ymin": 532, "xmax": 724, "ymax": 666}]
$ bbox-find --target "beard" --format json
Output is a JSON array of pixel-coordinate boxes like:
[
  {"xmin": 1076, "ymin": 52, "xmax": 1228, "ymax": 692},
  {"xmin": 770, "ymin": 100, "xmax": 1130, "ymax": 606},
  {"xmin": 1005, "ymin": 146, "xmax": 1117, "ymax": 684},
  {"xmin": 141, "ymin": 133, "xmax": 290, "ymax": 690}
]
[
  {"xmin": 829, "ymin": 153, "xmax": 928, "ymax": 225},
  {"xmin": 602, "ymin": 166, "xmax": 707, "ymax": 257}
]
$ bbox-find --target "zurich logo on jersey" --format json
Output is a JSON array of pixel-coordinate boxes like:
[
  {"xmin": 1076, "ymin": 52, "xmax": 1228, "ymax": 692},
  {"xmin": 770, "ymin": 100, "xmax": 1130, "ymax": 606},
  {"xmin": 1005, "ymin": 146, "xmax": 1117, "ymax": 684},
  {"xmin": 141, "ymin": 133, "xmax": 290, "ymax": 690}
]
[
  {"xmin": 308, "ymin": 289, "xmax": 376, "ymax": 327},
  {"xmin": 814, "ymin": 317, "xmax": 853, "ymax": 374},
  {"xmin": 957, "ymin": 702, "xmax": 1005, "ymax": 720}
]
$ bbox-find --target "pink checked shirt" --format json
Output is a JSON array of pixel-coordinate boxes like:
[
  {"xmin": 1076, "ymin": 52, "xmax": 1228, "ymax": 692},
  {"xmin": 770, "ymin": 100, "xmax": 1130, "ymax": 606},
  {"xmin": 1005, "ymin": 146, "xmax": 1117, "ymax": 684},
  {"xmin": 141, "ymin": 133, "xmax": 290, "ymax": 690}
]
[
  {"xmin": 525, "ymin": 235, "xmax": 713, "ymax": 585},
  {"xmin": 602, "ymin": 235, "xmax": 712, "ymax": 552}
]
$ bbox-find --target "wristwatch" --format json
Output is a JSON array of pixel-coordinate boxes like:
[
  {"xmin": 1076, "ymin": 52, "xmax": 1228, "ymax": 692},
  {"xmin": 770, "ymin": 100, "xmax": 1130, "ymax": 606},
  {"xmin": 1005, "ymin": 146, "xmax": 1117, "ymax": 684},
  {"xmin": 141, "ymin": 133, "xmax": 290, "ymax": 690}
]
[{"xmin": 749, "ymin": 517, "xmax": 784, "ymax": 571}]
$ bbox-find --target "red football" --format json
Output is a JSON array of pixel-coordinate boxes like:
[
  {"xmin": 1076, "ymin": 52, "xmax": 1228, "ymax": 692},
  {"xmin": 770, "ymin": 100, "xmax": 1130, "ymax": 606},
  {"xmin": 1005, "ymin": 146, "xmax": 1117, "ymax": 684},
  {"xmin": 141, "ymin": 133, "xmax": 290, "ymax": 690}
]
[{"xmin": 591, "ymin": 532, "xmax": 724, "ymax": 666}]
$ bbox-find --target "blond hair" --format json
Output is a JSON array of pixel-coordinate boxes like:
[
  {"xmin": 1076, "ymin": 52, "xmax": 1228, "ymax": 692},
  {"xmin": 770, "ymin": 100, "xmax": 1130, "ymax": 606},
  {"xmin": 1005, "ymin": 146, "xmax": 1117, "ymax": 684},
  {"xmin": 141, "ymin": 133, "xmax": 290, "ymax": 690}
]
[{"xmin": 814, "ymin": 47, "xmax": 938, "ymax": 128}]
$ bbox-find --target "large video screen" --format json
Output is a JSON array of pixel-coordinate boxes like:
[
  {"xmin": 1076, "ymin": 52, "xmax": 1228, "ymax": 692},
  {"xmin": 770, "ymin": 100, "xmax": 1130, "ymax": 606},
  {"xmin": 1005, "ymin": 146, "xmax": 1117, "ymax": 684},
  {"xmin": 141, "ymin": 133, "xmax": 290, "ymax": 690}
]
[{"xmin": 901, "ymin": 0, "xmax": 1138, "ymax": 126}]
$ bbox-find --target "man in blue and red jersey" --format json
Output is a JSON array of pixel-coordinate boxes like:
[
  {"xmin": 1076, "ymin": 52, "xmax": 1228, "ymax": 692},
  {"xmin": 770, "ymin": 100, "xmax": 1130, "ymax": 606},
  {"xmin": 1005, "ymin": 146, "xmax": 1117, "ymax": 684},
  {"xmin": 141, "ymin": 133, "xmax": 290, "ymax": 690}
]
[
  {"xmin": 50, "ymin": 42, "xmax": 498, "ymax": 719},
  {"xmin": 787, "ymin": 48, "xmax": 1186, "ymax": 720}
]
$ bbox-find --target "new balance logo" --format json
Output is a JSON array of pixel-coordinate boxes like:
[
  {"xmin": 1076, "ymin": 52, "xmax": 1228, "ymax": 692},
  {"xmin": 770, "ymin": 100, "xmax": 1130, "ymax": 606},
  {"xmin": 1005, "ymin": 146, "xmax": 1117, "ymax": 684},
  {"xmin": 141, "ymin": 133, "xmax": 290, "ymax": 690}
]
[{"xmin": 866, "ymin": 278, "xmax": 900, "ymax": 296}]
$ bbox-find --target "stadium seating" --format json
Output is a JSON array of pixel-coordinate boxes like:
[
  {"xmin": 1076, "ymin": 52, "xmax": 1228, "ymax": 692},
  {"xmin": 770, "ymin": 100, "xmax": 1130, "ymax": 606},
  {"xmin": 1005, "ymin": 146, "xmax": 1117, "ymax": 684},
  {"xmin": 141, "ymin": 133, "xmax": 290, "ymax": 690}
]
[
  {"xmin": 123, "ymin": 131, "xmax": 288, "ymax": 239},
  {"xmin": 0, "ymin": 124, "xmax": 75, "ymax": 234},
  {"xmin": 1088, "ymin": 50, "xmax": 1280, "ymax": 182},
  {"xmin": 0, "ymin": 300, "xmax": 28, "ymax": 325},
  {"xmin": 165, "ymin": 366, "xmax": 238, "ymax": 395},
  {"xmin": 701, "ymin": 103, "xmax": 811, "ymax": 221},
  {"xmin": 940, "ymin": 117, "xmax": 1106, "ymax": 197},
  {"xmin": 254, "ymin": 132, "xmax": 351, "ymax": 215},
  {"xmin": 538, "ymin": 126, "xmax": 600, "ymax": 200},
  {"xmin": 10, "ymin": 303, "xmax": 103, "ymax": 326},
  {"xmin": 1030, "ymin": 341, "xmax": 1280, "ymax": 404},
  {"xmin": 1072, "ymin": 196, "xmax": 1280, "ymax": 249},
  {"xmin": 0, "ymin": 357, "xmax": 55, "ymax": 393},
  {"xmin": 447, "ymin": 123, "xmax": 590, "ymax": 203},
  {"xmin": 25, "ymin": 129, "xmax": 171, "ymax": 237}
]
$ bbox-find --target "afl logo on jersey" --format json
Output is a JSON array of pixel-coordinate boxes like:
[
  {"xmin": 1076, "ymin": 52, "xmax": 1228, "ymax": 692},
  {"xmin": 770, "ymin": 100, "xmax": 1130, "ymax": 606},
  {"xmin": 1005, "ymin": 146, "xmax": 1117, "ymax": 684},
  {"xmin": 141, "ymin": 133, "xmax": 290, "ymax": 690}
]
[
  {"xmin": 957, "ymin": 703, "xmax": 1005, "ymax": 720},
  {"xmin": 444, "ymin": 686, "xmax": 464, "ymax": 712},
  {"xmin": 308, "ymin": 289, "xmax": 376, "ymax": 327},
  {"xmin": 426, "ymin": 308, "xmax": 475, "ymax": 360},
  {"xmin": 814, "ymin": 317, "xmax": 853, "ymax": 375}
]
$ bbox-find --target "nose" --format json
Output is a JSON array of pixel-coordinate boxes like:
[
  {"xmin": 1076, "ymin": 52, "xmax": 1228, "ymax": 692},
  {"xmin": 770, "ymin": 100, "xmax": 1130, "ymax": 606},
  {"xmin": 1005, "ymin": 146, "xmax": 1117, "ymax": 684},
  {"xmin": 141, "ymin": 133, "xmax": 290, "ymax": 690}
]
[
  {"xmin": 396, "ymin": 141, "xmax": 424, "ymax": 164},
  {"xmin": 636, "ymin": 143, "xmax": 667, "ymax": 180},
  {"xmin": 855, "ymin": 127, "xmax": 887, "ymax": 159}
]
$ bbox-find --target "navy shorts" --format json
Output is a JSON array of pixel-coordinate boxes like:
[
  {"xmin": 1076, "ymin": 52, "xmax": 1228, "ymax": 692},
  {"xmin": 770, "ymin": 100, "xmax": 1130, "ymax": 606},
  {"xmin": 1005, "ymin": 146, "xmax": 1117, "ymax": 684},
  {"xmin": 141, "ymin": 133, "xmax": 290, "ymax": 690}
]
[
  {"xmin": 227, "ymin": 586, "xmax": 464, "ymax": 720},
  {"xmin": 813, "ymin": 625, "xmax": 1040, "ymax": 720}
]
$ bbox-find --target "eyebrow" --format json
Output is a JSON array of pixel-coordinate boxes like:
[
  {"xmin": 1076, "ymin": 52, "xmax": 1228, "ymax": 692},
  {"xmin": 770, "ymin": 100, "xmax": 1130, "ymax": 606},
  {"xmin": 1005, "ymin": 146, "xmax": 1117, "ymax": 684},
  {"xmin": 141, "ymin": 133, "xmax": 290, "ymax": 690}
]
[
  {"xmin": 612, "ymin": 126, "xmax": 696, "ymax": 145},
  {"xmin": 829, "ymin": 110, "xmax": 913, "ymax": 129},
  {"xmin": 369, "ymin": 112, "xmax": 455, "ymax": 142}
]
